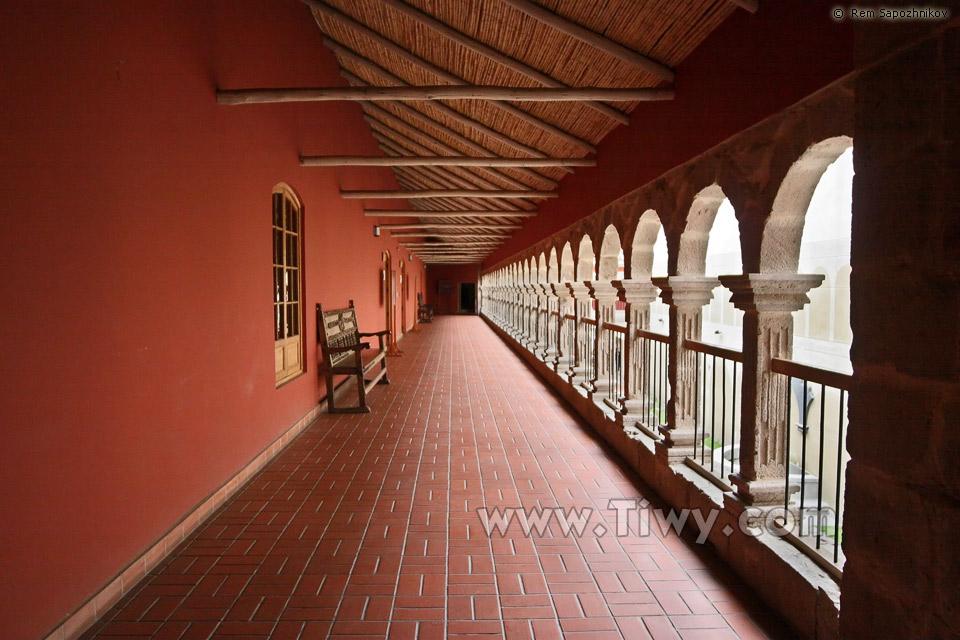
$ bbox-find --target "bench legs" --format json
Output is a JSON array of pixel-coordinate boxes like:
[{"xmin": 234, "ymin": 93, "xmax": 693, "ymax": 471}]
[{"xmin": 323, "ymin": 371, "xmax": 371, "ymax": 414}]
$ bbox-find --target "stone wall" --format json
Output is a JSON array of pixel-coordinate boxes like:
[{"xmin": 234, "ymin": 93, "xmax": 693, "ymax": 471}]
[{"xmin": 841, "ymin": 15, "xmax": 960, "ymax": 640}]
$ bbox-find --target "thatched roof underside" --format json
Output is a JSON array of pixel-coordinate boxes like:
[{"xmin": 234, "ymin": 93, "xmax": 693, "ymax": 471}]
[{"xmin": 309, "ymin": 0, "xmax": 739, "ymax": 262}]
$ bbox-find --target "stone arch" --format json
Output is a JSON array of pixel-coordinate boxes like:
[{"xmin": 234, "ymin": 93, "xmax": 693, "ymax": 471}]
[
  {"xmin": 598, "ymin": 225, "xmax": 623, "ymax": 280},
  {"xmin": 560, "ymin": 242, "xmax": 575, "ymax": 282},
  {"xmin": 806, "ymin": 267, "xmax": 832, "ymax": 340},
  {"xmin": 630, "ymin": 210, "xmax": 664, "ymax": 278},
  {"xmin": 537, "ymin": 252, "xmax": 548, "ymax": 283},
  {"xmin": 677, "ymin": 184, "xmax": 728, "ymax": 275},
  {"xmin": 548, "ymin": 247, "xmax": 559, "ymax": 283},
  {"xmin": 835, "ymin": 265, "xmax": 852, "ymax": 343},
  {"xmin": 760, "ymin": 136, "xmax": 854, "ymax": 273},
  {"xmin": 576, "ymin": 234, "xmax": 596, "ymax": 281}
]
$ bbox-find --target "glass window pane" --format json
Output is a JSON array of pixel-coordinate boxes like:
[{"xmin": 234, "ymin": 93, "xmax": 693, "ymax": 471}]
[
  {"xmin": 274, "ymin": 267, "xmax": 282, "ymax": 302},
  {"xmin": 288, "ymin": 233, "xmax": 298, "ymax": 266},
  {"xmin": 273, "ymin": 193, "xmax": 283, "ymax": 228},
  {"xmin": 290, "ymin": 303, "xmax": 299, "ymax": 337},
  {"xmin": 273, "ymin": 229, "xmax": 282, "ymax": 264},
  {"xmin": 274, "ymin": 304, "xmax": 283, "ymax": 340},
  {"xmin": 289, "ymin": 202, "xmax": 299, "ymax": 233},
  {"xmin": 289, "ymin": 270, "xmax": 299, "ymax": 303}
]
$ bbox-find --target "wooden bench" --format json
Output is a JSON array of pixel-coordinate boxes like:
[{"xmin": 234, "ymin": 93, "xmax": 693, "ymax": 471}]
[
  {"xmin": 316, "ymin": 300, "xmax": 389, "ymax": 413},
  {"xmin": 417, "ymin": 292, "xmax": 434, "ymax": 323}
]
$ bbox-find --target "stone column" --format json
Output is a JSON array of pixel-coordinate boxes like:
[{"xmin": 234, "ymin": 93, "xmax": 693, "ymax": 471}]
[
  {"xmin": 510, "ymin": 283, "xmax": 520, "ymax": 340},
  {"xmin": 612, "ymin": 279, "xmax": 660, "ymax": 425},
  {"xmin": 719, "ymin": 274, "xmax": 824, "ymax": 508},
  {"xmin": 587, "ymin": 280, "xmax": 621, "ymax": 399},
  {"xmin": 525, "ymin": 283, "xmax": 541, "ymax": 350},
  {"xmin": 538, "ymin": 283, "xmax": 557, "ymax": 362},
  {"xmin": 652, "ymin": 276, "xmax": 719, "ymax": 464},
  {"xmin": 517, "ymin": 283, "xmax": 530, "ymax": 344},
  {"xmin": 566, "ymin": 282, "xmax": 592, "ymax": 386},
  {"xmin": 551, "ymin": 283, "xmax": 572, "ymax": 373}
]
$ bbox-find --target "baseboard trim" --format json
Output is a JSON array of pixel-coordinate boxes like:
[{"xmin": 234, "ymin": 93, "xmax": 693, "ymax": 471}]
[{"xmin": 44, "ymin": 402, "xmax": 324, "ymax": 640}]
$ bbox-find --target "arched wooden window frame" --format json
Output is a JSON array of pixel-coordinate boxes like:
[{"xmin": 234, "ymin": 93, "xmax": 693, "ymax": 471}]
[{"xmin": 273, "ymin": 184, "xmax": 305, "ymax": 386}]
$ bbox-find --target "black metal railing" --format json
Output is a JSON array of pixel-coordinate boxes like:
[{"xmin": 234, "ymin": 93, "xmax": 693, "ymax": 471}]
[
  {"xmin": 687, "ymin": 339, "xmax": 743, "ymax": 484},
  {"xmin": 601, "ymin": 322, "xmax": 626, "ymax": 410},
  {"xmin": 773, "ymin": 357, "xmax": 850, "ymax": 573},
  {"xmin": 636, "ymin": 329, "xmax": 670, "ymax": 428},
  {"xmin": 563, "ymin": 313, "xmax": 577, "ymax": 376},
  {"xmin": 578, "ymin": 317, "xmax": 597, "ymax": 390}
]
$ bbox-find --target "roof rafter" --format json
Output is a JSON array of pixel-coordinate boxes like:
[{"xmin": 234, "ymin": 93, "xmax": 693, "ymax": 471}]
[
  {"xmin": 358, "ymin": 96, "xmax": 554, "ymax": 191},
  {"xmin": 321, "ymin": 35, "xmax": 571, "ymax": 176},
  {"xmin": 300, "ymin": 155, "xmax": 593, "ymax": 168},
  {"xmin": 342, "ymin": 189, "xmax": 557, "ymax": 199},
  {"xmin": 215, "ymin": 86, "xmax": 674, "ymax": 105},
  {"xmin": 370, "ymin": 130, "xmax": 532, "ymax": 212},
  {"xmin": 499, "ymin": 0, "xmax": 674, "ymax": 82},
  {"xmin": 374, "ymin": 0, "xmax": 633, "ymax": 126},
  {"xmin": 303, "ymin": 0, "xmax": 598, "ymax": 153}
]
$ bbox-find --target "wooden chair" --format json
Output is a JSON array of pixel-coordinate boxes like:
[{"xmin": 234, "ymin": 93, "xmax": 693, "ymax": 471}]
[
  {"xmin": 417, "ymin": 292, "xmax": 434, "ymax": 323},
  {"xmin": 316, "ymin": 300, "xmax": 389, "ymax": 413}
]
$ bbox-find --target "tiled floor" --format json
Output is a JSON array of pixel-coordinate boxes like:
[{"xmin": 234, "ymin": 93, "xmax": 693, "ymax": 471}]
[{"xmin": 82, "ymin": 316, "xmax": 794, "ymax": 640}]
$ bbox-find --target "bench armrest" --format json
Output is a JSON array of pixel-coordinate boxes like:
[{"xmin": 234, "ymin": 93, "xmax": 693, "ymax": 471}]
[
  {"xmin": 358, "ymin": 330, "xmax": 391, "ymax": 337},
  {"xmin": 325, "ymin": 342, "xmax": 368, "ymax": 354}
]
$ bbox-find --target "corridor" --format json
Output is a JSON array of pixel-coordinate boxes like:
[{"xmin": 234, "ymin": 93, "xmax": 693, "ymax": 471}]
[{"xmin": 82, "ymin": 317, "xmax": 792, "ymax": 640}]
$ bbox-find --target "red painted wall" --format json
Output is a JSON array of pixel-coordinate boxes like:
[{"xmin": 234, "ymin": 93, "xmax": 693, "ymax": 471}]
[
  {"xmin": 486, "ymin": 0, "xmax": 855, "ymax": 267},
  {"xmin": 426, "ymin": 265, "xmax": 480, "ymax": 315},
  {"xmin": 0, "ymin": 2, "xmax": 423, "ymax": 637}
]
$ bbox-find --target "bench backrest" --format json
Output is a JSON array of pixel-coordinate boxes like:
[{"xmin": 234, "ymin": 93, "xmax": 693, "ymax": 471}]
[{"xmin": 317, "ymin": 300, "xmax": 359, "ymax": 367}]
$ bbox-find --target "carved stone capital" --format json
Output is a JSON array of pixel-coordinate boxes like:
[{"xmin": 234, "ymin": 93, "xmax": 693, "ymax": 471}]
[
  {"xmin": 651, "ymin": 276, "xmax": 719, "ymax": 309},
  {"xmin": 551, "ymin": 283, "xmax": 573, "ymax": 299},
  {"xmin": 586, "ymin": 280, "xmax": 620, "ymax": 303},
  {"xmin": 612, "ymin": 279, "xmax": 659, "ymax": 306},
  {"xmin": 538, "ymin": 283, "xmax": 556, "ymax": 298},
  {"xmin": 565, "ymin": 281, "xmax": 593, "ymax": 302},
  {"xmin": 719, "ymin": 274, "xmax": 825, "ymax": 314}
]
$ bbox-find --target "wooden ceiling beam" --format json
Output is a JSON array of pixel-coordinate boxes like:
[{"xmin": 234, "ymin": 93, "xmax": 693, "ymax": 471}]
[
  {"xmin": 300, "ymin": 155, "xmax": 593, "ymax": 168},
  {"xmin": 216, "ymin": 86, "xmax": 673, "ymax": 105},
  {"xmin": 499, "ymin": 0, "xmax": 674, "ymax": 82},
  {"xmin": 303, "ymin": 0, "xmax": 596, "ymax": 153},
  {"xmin": 392, "ymin": 233, "xmax": 509, "ymax": 239},
  {"xmin": 369, "ymin": 135, "xmax": 537, "ymax": 216},
  {"xmin": 374, "ymin": 0, "xmax": 633, "ymax": 126},
  {"xmin": 370, "ymin": 128, "xmax": 534, "ymax": 213},
  {"xmin": 380, "ymin": 224, "xmax": 520, "ymax": 230},
  {"xmin": 730, "ymin": 0, "xmax": 759, "ymax": 13},
  {"xmin": 342, "ymin": 189, "xmax": 557, "ymax": 199},
  {"xmin": 322, "ymin": 36, "xmax": 569, "ymax": 177},
  {"xmin": 344, "ymin": 71, "xmax": 557, "ymax": 190},
  {"xmin": 402, "ymin": 242, "xmax": 502, "ymax": 247},
  {"xmin": 361, "ymin": 101, "xmax": 551, "ymax": 192},
  {"xmin": 374, "ymin": 135, "xmax": 494, "ymax": 210},
  {"xmin": 366, "ymin": 210, "xmax": 536, "ymax": 218},
  {"xmin": 409, "ymin": 246, "xmax": 495, "ymax": 249}
]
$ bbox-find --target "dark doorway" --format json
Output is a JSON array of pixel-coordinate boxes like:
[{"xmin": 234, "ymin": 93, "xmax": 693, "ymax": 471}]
[{"xmin": 459, "ymin": 282, "xmax": 476, "ymax": 314}]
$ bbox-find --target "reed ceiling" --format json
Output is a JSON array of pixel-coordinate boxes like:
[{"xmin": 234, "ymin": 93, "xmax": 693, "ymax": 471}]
[{"xmin": 305, "ymin": 0, "xmax": 742, "ymax": 263}]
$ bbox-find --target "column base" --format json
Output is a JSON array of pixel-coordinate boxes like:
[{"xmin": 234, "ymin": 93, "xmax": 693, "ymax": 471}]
[
  {"xmin": 654, "ymin": 426, "xmax": 698, "ymax": 464},
  {"xmin": 728, "ymin": 473, "xmax": 797, "ymax": 508}
]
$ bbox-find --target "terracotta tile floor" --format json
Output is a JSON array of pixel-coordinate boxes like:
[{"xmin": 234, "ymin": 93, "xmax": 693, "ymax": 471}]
[{"xmin": 82, "ymin": 316, "xmax": 794, "ymax": 640}]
